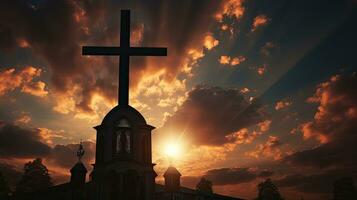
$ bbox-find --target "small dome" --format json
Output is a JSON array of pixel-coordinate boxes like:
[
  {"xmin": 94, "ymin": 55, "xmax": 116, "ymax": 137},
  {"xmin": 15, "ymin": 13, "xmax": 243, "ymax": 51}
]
[
  {"xmin": 101, "ymin": 105, "xmax": 147, "ymax": 126},
  {"xmin": 70, "ymin": 162, "xmax": 87, "ymax": 173},
  {"xmin": 164, "ymin": 166, "xmax": 181, "ymax": 177}
]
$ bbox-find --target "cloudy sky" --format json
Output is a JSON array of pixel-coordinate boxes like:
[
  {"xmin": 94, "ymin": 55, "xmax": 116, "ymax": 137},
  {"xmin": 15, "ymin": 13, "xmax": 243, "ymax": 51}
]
[{"xmin": 0, "ymin": 0, "xmax": 357, "ymax": 199}]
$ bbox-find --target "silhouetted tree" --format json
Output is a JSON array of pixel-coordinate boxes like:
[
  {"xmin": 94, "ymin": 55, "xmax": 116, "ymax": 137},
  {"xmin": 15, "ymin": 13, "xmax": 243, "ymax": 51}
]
[
  {"xmin": 256, "ymin": 179, "xmax": 284, "ymax": 200},
  {"xmin": 15, "ymin": 158, "xmax": 52, "ymax": 194},
  {"xmin": 333, "ymin": 177, "xmax": 357, "ymax": 200},
  {"xmin": 196, "ymin": 177, "xmax": 213, "ymax": 194},
  {"xmin": 0, "ymin": 171, "xmax": 11, "ymax": 199}
]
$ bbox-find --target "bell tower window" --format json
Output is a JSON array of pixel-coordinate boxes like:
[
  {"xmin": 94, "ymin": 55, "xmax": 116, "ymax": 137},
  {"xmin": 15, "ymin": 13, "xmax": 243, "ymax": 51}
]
[{"xmin": 115, "ymin": 119, "xmax": 131, "ymax": 154}]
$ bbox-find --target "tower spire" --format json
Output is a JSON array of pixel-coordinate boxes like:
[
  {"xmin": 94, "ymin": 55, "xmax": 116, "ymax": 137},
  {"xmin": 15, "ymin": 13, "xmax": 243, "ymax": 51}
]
[{"xmin": 76, "ymin": 140, "xmax": 85, "ymax": 162}]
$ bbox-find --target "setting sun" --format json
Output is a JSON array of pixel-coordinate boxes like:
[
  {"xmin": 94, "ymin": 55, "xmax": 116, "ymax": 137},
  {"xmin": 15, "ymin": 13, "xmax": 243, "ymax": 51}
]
[{"xmin": 164, "ymin": 142, "xmax": 181, "ymax": 158}]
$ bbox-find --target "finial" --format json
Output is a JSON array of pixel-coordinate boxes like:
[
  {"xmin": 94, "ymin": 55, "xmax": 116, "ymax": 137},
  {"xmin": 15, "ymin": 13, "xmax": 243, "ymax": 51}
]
[{"xmin": 76, "ymin": 140, "xmax": 85, "ymax": 162}]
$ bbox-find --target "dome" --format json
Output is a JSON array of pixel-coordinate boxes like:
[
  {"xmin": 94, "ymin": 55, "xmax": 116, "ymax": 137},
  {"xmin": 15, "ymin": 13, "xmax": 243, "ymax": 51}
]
[
  {"xmin": 101, "ymin": 105, "xmax": 147, "ymax": 126},
  {"xmin": 70, "ymin": 162, "xmax": 87, "ymax": 173},
  {"xmin": 164, "ymin": 166, "xmax": 181, "ymax": 177}
]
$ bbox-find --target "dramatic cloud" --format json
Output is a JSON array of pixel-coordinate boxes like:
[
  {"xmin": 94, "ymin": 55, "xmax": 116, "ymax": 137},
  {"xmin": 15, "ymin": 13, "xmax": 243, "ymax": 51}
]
[
  {"xmin": 0, "ymin": 122, "xmax": 95, "ymax": 183},
  {"xmin": 240, "ymin": 87, "xmax": 250, "ymax": 94},
  {"xmin": 204, "ymin": 167, "xmax": 273, "ymax": 185},
  {"xmin": 0, "ymin": 123, "xmax": 51, "ymax": 158},
  {"xmin": 21, "ymin": 81, "xmax": 48, "ymax": 97},
  {"xmin": 257, "ymin": 65, "xmax": 267, "ymax": 75},
  {"xmin": 215, "ymin": 0, "xmax": 245, "ymax": 22},
  {"xmin": 15, "ymin": 113, "xmax": 32, "ymax": 125},
  {"xmin": 219, "ymin": 55, "xmax": 246, "ymax": 66},
  {"xmin": 0, "ymin": 0, "xmax": 228, "ymax": 116},
  {"xmin": 258, "ymin": 120, "xmax": 272, "ymax": 132},
  {"xmin": 219, "ymin": 55, "xmax": 231, "ymax": 65},
  {"xmin": 251, "ymin": 14, "xmax": 269, "ymax": 32},
  {"xmin": 203, "ymin": 33, "xmax": 219, "ymax": 50},
  {"xmin": 247, "ymin": 136, "xmax": 283, "ymax": 160},
  {"xmin": 275, "ymin": 100, "xmax": 292, "ymax": 110},
  {"xmin": 159, "ymin": 85, "xmax": 267, "ymax": 146},
  {"xmin": 275, "ymin": 169, "xmax": 357, "ymax": 194},
  {"xmin": 220, "ymin": 24, "xmax": 234, "ymax": 36},
  {"xmin": 0, "ymin": 66, "xmax": 47, "ymax": 97},
  {"xmin": 286, "ymin": 74, "xmax": 357, "ymax": 168}
]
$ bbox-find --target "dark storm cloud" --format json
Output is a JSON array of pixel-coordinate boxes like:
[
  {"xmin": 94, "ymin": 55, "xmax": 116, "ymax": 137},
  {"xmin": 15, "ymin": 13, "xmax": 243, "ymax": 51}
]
[
  {"xmin": 0, "ymin": 123, "xmax": 51, "ymax": 158},
  {"xmin": 0, "ymin": 0, "xmax": 225, "ymax": 113},
  {"xmin": 275, "ymin": 168, "xmax": 357, "ymax": 194},
  {"xmin": 279, "ymin": 73, "xmax": 357, "ymax": 195},
  {"xmin": 0, "ymin": 122, "xmax": 95, "ymax": 176},
  {"xmin": 159, "ymin": 85, "xmax": 267, "ymax": 146},
  {"xmin": 0, "ymin": 0, "xmax": 83, "ymax": 88},
  {"xmin": 204, "ymin": 167, "xmax": 273, "ymax": 186},
  {"xmin": 285, "ymin": 73, "xmax": 357, "ymax": 169}
]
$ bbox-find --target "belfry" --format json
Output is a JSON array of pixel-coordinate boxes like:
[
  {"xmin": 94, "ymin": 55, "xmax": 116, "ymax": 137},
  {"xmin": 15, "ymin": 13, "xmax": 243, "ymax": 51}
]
[{"xmin": 82, "ymin": 9, "xmax": 166, "ymax": 200}]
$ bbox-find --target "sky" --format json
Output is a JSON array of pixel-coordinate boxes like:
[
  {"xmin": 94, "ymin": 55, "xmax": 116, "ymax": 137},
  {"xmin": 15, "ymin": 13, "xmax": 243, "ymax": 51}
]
[{"xmin": 0, "ymin": 0, "xmax": 357, "ymax": 199}]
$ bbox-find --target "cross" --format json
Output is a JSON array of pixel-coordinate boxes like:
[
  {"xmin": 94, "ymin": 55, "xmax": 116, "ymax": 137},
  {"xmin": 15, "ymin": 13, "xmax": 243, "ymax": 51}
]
[{"xmin": 82, "ymin": 10, "xmax": 167, "ymax": 105}]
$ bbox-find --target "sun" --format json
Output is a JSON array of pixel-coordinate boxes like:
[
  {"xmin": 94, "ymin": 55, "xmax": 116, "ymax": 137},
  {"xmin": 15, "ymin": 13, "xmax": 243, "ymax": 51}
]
[{"xmin": 164, "ymin": 142, "xmax": 181, "ymax": 158}]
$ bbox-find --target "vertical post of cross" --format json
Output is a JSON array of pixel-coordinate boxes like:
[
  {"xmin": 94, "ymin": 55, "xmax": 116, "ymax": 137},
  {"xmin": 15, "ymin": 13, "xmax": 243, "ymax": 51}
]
[{"xmin": 119, "ymin": 10, "xmax": 130, "ymax": 105}]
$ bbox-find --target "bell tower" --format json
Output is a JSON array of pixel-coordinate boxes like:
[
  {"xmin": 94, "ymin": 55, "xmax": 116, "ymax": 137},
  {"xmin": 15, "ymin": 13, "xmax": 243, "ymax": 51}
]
[
  {"xmin": 91, "ymin": 105, "xmax": 156, "ymax": 200},
  {"xmin": 82, "ymin": 9, "xmax": 167, "ymax": 200}
]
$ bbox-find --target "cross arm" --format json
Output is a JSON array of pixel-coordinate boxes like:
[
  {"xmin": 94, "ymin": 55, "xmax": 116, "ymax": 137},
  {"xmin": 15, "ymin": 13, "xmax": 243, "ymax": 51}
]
[
  {"xmin": 129, "ymin": 47, "xmax": 167, "ymax": 56},
  {"xmin": 82, "ymin": 46, "xmax": 121, "ymax": 55}
]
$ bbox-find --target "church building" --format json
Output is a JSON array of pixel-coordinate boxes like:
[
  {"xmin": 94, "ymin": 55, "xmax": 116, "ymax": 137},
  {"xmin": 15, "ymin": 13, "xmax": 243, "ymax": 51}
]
[{"xmin": 14, "ymin": 10, "xmax": 243, "ymax": 200}]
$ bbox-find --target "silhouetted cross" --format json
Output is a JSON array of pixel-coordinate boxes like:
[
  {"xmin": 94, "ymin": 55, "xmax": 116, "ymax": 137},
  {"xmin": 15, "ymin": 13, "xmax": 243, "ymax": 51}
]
[{"xmin": 82, "ymin": 10, "xmax": 167, "ymax": 105}]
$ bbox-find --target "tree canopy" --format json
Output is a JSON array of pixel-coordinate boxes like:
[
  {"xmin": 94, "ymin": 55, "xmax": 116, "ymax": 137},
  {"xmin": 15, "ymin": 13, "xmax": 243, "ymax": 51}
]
[
  {"xmin": 256, "ymin": 179, "xmax": 284, "ymax": 200},
  {"xmin": 0, "ymin": 171, "xmax": 10, "ymax": 199},
  {"xmin": 15, "ymin": 158, "xmax": 52, "ymax": 194}
]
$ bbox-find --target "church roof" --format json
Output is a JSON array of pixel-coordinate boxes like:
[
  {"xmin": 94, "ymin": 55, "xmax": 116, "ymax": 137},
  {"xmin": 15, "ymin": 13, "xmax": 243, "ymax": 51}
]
[
  {"xmin": 164, "ymin": 166, "xmax": 182, "ymax": 177},
  {"xmin": 70, "ymin": 162, "xmax": 87, "ymax": 173},
  {"xmin": 101, "ymin": 105, "xmax": 148, "ymax": 126},
  {"xmin": 155, "ymin": 184, "xmax": 244, "ymax": 200}
]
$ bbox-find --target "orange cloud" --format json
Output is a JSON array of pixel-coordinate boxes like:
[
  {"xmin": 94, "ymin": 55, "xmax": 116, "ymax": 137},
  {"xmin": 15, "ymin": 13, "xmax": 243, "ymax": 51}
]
[
  {"xmin": 16, "ymin": 38, "xmax": 30, "ymax": 48},
  {"xmin": 220, "ymin": 24, "xmax": 235, "ymax": 36},
  {"xmin": 215, "ymin": 0, "xmax": 245, "ymax": 22},
  {"xmin": 251, "ymin": 15, "xmax": 269, "ymax": 32},
  {"xmin": 275, "ymin": 100, "xmax": 292, "ymax": 110},
  {"xmin": 247, "ymin": 136, "xmax": 283, "ymax": 160},
  {"xmin": 219, "ymin": 55, "xmax": 231, "ymax": 64},
  {"xmin": 231, "ymin": 56, "xmax": 246, "ymax": 66},
  {"xmin": 21, "ymin": 81, "xmax": 48, "ymax": 97},
  {"xmin": 219, "ymin": 55, "xmax": 246, "ymax": 66},
  {"xmin": 257, "ymin": 65, "xmax": 267, "ymax": 75},
  {"xmin": 130, "ymin": 23, "xmax": 145, "ymax": 46},
  {"xmin": 0, "ymin": 66, "xmax": 47, "ymax": 97},
  {"xmin": 240, "ymin": 87, "xmax": 250, "ymax": 94},
  {"xmin": 258, "ymin": 120, "xmax": 272, "ymax": 132},
  {"xmin": 227, "ymin": 128, "xmax": 262, "ymax": 145},
  {"xmin": 300, "ymin": 74, "xmax": 357, "ymax": 144},
  {"xmin": 203, "ymin": 33, "xmax": 219, "ymax": 50},
  {"xmin": 221, "ymin": 24, "xmax": 229, "ymax": 30},
  {"xmin": 15, "ymin": 113, "xmax": 31, "ymax": 125}
]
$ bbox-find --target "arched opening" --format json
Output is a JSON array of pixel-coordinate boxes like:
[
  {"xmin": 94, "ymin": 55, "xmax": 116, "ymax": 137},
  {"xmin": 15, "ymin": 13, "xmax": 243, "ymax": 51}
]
[{"xmin": 115, "ymin": 118, "xmax": 131, "ymax": 154}]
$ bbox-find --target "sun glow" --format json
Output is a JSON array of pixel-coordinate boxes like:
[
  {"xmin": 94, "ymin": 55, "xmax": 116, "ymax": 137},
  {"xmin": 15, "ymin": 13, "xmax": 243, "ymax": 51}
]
[{"xmin": 164, "ymin": 142, "xmax": 181, "ymax": 158}]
